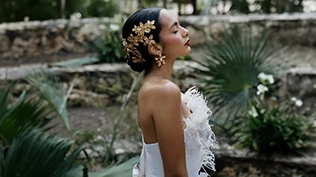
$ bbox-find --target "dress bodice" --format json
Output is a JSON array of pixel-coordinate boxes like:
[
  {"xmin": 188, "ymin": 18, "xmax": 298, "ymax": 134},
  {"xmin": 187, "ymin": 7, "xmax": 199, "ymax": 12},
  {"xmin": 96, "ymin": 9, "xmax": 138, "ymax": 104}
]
[{"xmin": 133, "ymin": 87, "xmax": 216, "ymax": 177}]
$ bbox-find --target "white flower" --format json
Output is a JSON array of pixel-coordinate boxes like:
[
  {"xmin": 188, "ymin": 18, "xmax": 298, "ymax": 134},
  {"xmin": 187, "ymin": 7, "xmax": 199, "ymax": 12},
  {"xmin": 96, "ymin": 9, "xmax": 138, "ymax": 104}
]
[
  {"xmin": 110, "ymin": 24, "xmax": 120, "ymax": 31},
  {"xmin": 248, "ymin": 106, "xmax": 258, "ymax": 117},
  {"xmin": 258, "ymin": 72, "xmax": 266, "ymax": 80},
  {"xmin": 256, "ymin": 84, "xmax": 268, "ymax": 95},
  {"xmin": 266, "ymin": 75, "xmax": 274, "ymax": 84},
  {"xmin": 291, "ymin": 97, "xmax": 303, "ymax": 107},
  {"xmin": 290, "ymin": 97, "xmax": 297, "ymax": 102},
  {"xmin": 258, "ymin": 72, "xmax": 274, "ymax": 84},
  {"xmin": 295, "ymin": 99, "xmax": 303, "ymax": 107},
  {"xmin": 70, "ymin": 12, "xmax": 82, "ymax": 20}
]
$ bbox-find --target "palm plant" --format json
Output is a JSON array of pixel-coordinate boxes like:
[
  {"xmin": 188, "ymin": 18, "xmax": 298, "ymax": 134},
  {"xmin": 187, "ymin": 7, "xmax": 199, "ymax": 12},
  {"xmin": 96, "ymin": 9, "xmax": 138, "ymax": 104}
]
[
  {"xmin": 25, "ymin": 72, "xmax": 73, "ymax": 133},
  {"xmin": 0, "ymin": 72, "xmax": 83, "ymax": 177},
  {"xmin": 0, "ymin": 84, "xmax": 51, "ymax": 145},
  {"xmin": 0, "ymin": 71, "xmax": 74, "ymax": 146},
  {"xmin": 195, "ymin": 25, "xmax": 281, "ymax": 133},
  {"xmin": 0, "ymin": 129, "xmax": 83, "ymax": 177},
  {"xmin": 1, "ymin": 70, "xmax": 142, "ymax": 177}
]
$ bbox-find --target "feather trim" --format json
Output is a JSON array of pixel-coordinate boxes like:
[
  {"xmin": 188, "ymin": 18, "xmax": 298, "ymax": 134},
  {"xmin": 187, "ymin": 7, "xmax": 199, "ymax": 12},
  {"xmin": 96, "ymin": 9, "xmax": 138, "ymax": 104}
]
[{"xmin": 182, "ymin": 87, "xmax": 216, "ymax": 172}]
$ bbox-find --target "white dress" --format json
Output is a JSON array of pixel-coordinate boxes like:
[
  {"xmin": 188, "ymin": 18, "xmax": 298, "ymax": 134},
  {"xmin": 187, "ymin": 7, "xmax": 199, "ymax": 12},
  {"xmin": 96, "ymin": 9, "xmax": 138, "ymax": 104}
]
[{"xmin": 133, "ymin": 87, "xmax": 216, "ymax": 177}]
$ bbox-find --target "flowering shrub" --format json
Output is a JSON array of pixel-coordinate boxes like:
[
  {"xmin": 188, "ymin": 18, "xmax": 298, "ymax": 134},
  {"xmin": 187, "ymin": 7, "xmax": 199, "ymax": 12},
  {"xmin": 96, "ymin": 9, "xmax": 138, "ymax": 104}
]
[
  {"xmin": 235, "ymin": 72, "xmax": 315, "ymax": 155},
  {"xmin": 88, "ymin": 14, "xmax": 125, "ymax": 63}
]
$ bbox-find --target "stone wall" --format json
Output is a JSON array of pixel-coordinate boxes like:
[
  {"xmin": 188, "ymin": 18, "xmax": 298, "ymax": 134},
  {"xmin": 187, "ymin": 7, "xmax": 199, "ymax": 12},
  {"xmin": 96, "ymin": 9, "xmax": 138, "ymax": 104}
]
[
  {"xmin": 0, "ymin": 13, "xmax": 315, "ymax": 110},
  {"xmin": 0, "ymin": 13, "xmax": 316, "ymax": 59},
  {"xmin": 1, "ymin": 60, "xmax": 315, "ymax": 111},
  {"xmin": 0, "ymin": 18, "xmax": 111, "ymax": 58},
  {"xmin": 0, "ymin": 61, "xmax": 200, "ymax": 107}
]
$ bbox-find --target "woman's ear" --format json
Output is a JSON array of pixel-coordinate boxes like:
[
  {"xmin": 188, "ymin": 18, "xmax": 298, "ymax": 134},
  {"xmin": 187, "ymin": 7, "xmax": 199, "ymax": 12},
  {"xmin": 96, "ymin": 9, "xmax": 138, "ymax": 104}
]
[{"xmin": 148, "ymin": 44, "xmax": 162, "ymax": 56}]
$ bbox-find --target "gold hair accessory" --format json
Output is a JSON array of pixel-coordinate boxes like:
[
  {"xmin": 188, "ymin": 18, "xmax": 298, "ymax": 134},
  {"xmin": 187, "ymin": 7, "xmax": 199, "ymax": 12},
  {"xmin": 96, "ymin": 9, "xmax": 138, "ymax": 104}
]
[
  {"xmin": 122, "ymin": 20, "xmax": 157, "ymax": 63},
  {"xmin": 155, "ymin": 54, "xmax": 166, "ymax": 67}
]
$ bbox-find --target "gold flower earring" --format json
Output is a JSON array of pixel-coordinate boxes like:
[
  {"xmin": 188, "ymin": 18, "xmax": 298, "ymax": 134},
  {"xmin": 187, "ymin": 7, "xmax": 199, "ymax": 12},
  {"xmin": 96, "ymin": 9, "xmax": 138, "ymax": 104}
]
[{"xmin": 155, "ymin": 53, "xmax": 166, "ymax": 67}]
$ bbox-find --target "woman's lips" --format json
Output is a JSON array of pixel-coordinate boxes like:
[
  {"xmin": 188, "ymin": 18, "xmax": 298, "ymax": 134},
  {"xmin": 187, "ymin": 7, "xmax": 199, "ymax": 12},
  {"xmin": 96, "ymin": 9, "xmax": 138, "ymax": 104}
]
[{"xmin": 185, "ymin": 39, "xmax": 190, "ymax": 46}]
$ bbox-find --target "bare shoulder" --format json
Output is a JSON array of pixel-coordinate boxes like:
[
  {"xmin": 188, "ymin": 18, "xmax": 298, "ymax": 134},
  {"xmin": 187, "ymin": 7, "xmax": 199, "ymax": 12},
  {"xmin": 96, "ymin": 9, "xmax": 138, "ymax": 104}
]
[{"xmin": 142, "ymin": 80, "xmax": 181, "ymax": 100}]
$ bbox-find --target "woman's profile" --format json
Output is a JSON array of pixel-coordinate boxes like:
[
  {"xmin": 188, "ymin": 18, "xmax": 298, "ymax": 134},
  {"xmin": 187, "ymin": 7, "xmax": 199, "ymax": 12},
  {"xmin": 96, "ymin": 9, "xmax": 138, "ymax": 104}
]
[{"xmin": 122, "ymin": 7, "xmax": 216, "ymax": 177}]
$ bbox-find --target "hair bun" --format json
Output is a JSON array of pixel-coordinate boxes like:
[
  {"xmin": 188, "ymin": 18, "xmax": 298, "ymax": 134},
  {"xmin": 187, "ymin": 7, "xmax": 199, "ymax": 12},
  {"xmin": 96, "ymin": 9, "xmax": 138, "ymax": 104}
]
[{"xmin": 126, "ymin": 56, "xmax": 146, "ymax": 72}]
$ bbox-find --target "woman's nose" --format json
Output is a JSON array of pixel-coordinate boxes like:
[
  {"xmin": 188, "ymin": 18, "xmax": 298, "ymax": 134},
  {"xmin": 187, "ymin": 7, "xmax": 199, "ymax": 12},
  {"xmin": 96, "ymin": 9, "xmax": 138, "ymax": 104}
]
[{"xmin": 182, "ymin": 27, "xmax": 189, "ymax": 37}]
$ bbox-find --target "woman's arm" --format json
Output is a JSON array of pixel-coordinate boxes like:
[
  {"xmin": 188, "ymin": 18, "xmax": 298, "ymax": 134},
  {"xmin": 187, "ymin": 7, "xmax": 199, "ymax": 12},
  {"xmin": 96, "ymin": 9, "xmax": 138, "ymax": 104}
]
[{"xmin": 151, "ymin": 81, "xmax": 188, "ymax": 177}]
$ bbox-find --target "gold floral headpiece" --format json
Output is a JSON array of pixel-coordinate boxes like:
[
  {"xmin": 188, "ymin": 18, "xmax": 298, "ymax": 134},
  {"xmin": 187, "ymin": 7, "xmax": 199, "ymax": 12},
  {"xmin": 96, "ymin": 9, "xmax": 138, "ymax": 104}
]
[{"xmin": 122, "ymin": 20, "xmax": 157, "ymax": 63}]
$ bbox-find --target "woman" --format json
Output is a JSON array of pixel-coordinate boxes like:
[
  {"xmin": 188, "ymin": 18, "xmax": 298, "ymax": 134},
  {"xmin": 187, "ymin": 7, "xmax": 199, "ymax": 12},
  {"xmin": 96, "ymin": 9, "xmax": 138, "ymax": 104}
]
[{"xmin": 122, "ymin": 7, "xmax": 216, "ymax": 177}]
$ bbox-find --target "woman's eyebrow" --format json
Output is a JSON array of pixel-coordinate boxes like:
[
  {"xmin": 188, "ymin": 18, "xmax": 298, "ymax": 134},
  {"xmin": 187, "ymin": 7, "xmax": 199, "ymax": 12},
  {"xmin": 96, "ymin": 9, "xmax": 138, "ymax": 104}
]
[{"xmin": 169, "ymin": 21, "xmax": 178, "ymax": 30}]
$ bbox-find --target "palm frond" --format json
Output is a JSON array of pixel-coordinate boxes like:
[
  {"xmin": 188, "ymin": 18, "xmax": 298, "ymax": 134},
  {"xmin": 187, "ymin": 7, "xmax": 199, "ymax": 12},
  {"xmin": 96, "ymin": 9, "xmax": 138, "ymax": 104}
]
[
  {"xmin": 0, "ymin": 83, "xmax": 15, "ymax": 125},
  {"xmin": 194, "ymin": 25, "xmax": 278, "ymax": 131},
  {"xmin": 25, "ymin": 71, "xmax": 73, "ymax": 132},
  {"xmin": 0, "ymin": 85, "xmax": 54, "ymax": 145},
  {"xmin": 1, "ymin": 129, "xmax": 83, "ymax": 177}
]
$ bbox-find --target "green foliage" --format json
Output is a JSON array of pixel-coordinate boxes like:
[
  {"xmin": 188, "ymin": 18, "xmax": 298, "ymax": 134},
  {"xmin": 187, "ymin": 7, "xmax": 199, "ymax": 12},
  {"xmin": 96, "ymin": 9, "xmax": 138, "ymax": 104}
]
[
  {"xmin": 194, "ymin": 25, "xmax": 278, "ymax": 132},
  {"xmin": 236, "ymin": 100, "xmax": 314, "ymax": 155},
  {"xmin": 26, "ymin": 72, "xmax": 73, "ymax": 132},
  {"xmin": 230, "ymin": 0, "xmax": 250, "ymax": 14},
  {"xmin": 88, "ymin": 15, "xmax": 126, "ymax": 63},
  {"xmin": 229, "ymin": 0, "xmax": 304, "ymax": 14},
  {"xmin": 254, "ymin": 0, "xmax": 304, "ymax": 13},
  {"xmin": 235, "ymin": 73, "xmax": 315, "ymax": 155},
  {"xmin": 0, "ymin": 71, "xmax": 142, "ymax": 176},
  {"xmin": 0, "ymin": 0, "xmax": 119, "ymax": 22},
  {"xmin": 178, "ymin": 55, "xmax": 193, "ymax": 61},
  {"xmin": 138, "ymin": 0, "xmax": 159, "ymax": 8},
  {"xmin": 0, "ymin": 82, "xmax": 65, "ymax": 145},
  {"xmin": 0, "ymin": 0, "xmax": 84, "ymax": 22},
  {"xmin": 0, "ymin": 129, "xmax": 83, "ymax": 177},
  {"xmin": 80, "ymin": 0, "xmax": 119, "ymax": 18}
]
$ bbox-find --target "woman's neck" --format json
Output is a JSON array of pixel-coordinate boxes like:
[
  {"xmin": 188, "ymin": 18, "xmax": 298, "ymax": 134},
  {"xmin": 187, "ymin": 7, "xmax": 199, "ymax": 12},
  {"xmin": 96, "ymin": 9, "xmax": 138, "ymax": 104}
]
[{"xmin": 147, "ymin": 60, "xmax": 174, "ymax": 80}]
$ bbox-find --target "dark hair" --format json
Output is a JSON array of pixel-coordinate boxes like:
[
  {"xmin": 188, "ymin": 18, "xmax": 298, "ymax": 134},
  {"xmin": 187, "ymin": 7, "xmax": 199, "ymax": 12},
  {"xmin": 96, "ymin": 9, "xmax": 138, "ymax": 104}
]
[{"xmin": 122, "ymin": 7, "xmax": 162, "ymax": 73}]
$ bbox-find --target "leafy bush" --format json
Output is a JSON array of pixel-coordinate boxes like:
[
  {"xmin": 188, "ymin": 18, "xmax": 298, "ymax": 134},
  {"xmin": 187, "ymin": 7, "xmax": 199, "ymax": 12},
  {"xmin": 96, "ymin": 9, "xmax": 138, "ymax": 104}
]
[
  {"xmin": 229, "ymin": 0, "xmax": 303, "ymax": 14},
  {"xmin": 194, "ymin": 25, "xmax": 279, "ymax": 133},
  {"xmin": 80, "ymin": 0, "xmax": 119, "ymax": 18},
  {"xmin": 0, "ymin": 0, "xmax": 119, "ymax": 23},
  {"xmin": 88, "ymin": 15, "xmax": 126, "ymax": 63},
  {"xmin": 235, "ymin": 73, "xmax": 315, "ymax": 155},
  {"xmin": 0, "ymin": 0, "xmax": 84, "ymax": 22}
]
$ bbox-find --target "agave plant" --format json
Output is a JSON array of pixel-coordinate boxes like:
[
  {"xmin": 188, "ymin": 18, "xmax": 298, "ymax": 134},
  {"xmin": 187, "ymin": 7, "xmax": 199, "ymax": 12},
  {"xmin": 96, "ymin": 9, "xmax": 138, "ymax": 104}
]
[{"xmin": 195, "ymin": 25, "xmax": 281, "ymax": 133}]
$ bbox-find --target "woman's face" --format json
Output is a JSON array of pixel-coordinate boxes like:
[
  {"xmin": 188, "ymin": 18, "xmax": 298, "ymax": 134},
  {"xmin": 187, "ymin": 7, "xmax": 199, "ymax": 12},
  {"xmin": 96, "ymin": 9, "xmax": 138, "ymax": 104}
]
[{"xmin": 158, "ymin": 9, "xmax": 191, "ymax": 60}]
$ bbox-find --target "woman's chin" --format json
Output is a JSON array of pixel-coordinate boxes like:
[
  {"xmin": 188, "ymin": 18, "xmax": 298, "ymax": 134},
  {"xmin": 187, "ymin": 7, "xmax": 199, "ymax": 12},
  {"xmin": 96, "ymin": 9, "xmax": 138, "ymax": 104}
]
[{"xmin": 185, "ymin": 47, "xmax": 192, "ymax": 54}]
